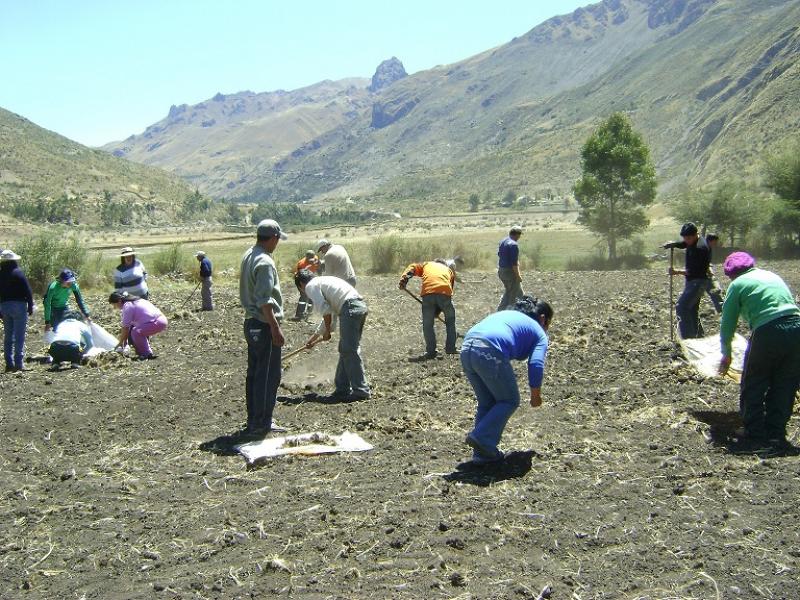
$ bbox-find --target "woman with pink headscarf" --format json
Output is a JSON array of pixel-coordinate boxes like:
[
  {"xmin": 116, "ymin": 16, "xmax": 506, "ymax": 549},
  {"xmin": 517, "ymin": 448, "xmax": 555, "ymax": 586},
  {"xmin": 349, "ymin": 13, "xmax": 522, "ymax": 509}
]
[{"xmin": 719, "ymin": 252, "xmax": 800, "ymax": 449}]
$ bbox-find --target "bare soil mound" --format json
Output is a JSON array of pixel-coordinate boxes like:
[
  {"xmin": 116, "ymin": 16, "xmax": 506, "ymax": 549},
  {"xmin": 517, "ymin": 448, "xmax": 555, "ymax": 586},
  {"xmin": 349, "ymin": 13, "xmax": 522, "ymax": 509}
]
[{"xmin": 1, "ymin": 264, "xmax": 799, "ymax": 599}]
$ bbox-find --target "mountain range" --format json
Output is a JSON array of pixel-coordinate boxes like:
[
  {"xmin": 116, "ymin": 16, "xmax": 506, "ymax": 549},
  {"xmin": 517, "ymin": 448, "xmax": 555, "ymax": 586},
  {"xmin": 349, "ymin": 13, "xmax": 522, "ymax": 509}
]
[{"xmin": 103, "ymin": 0, "xmax": 800, "ymax": 206}]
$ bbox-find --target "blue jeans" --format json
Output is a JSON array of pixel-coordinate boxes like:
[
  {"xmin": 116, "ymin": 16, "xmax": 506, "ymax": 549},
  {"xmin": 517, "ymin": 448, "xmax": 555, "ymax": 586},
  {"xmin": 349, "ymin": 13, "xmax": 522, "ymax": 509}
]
[
  {"xmin": 497, "ymin": 268, "xmax": 524, "ymax": 311},
  {"xmin": 244, "ymin": 318, "xmax": 282, "ymax": 430},
  {"xmin": 676, "ymin": 278, "xmax": 709, "ymax": 339},
  {"xmin": 461, "ymin": 339, "xmax": 520, "ymax": 457},
  {"xmin": 335, "ymin": 298, "xmax": 370, "ymax": 397},
  {"xmin": 422, "ymin": 293, "xmax": 456, "ymax": 354},
  {"xmin": 1, "ymin": 301, "xmax": 29, "ymax": 369}
]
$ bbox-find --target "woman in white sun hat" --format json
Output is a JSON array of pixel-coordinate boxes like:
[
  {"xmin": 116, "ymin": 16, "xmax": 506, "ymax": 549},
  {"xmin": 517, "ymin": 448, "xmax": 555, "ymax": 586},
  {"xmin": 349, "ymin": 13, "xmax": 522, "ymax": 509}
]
[{"xmin": 113, "ymin": 246, "xmax": 149, "ymax": 299}]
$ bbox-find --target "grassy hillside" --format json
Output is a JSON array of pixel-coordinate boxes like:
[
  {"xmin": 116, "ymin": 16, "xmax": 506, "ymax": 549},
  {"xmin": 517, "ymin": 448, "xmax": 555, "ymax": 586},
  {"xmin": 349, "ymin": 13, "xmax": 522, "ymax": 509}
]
[
  {"xmin": 0, "ymin": 107, "xmax": 197, "ymax": 224},
  {"xmin": 103, "ymin": 79, "xmax": 371, "ymax": 198}
]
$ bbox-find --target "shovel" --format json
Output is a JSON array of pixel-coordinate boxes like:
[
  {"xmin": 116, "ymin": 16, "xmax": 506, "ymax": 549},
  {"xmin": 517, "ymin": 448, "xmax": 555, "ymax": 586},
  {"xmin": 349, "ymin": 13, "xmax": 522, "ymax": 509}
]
[
  {"xmin": 180, "ymin": 282, "xmax": 202, "ymax": 310},
  {"xmin": 282, "ymin": 338, "xmax": 323, "ymax": 366},
  {"xmin": 669, "ymin": 247, "xmax": 675, "ymax": 343}
]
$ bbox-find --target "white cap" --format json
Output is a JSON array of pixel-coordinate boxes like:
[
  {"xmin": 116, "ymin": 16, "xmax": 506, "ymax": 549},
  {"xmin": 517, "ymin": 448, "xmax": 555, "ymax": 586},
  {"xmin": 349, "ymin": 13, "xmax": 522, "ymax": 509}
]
[{"xmin": 0, "ymin": 249, "xmax": 21, "ymax": 262}]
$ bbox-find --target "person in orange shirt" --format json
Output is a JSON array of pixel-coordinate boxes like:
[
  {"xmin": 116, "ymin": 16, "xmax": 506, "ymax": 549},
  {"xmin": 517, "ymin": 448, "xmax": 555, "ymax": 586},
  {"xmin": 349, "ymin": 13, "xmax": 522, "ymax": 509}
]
[
  {"xmin": 399, "ymin": 259, "xmax": 457, "ymax": 358},
  {"xmin": 293, "ymin": 250, "xmax": 320, "ymax": 319}
]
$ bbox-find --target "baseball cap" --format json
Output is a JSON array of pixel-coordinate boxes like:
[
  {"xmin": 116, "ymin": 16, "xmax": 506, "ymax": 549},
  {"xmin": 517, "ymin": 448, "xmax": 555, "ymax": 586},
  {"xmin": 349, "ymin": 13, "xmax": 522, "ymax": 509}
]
[
  {"xmin": 680, "ymin": 222, "xmax": 698, "ymax": 236},
  {"xmin": 59, "ymin": 268, "xmax": 76, "ymax": 284},
  {"xmin": 316, "ymin": 239, "xmax": 331, "ymax": 252},
  {"xmin": 195, "ymin": 251, "xmax": 206, "ymax": 257},
  {"xmin": 256, "ymin": 219, "xmax": 287, "ymax": 240},
  {"xmin": 120, "ymin": 246, "xmax": 136, "ymax": 257},
  {"xmin": 510, "ymin": 225, "xmax": 523, "ymax": 235}
]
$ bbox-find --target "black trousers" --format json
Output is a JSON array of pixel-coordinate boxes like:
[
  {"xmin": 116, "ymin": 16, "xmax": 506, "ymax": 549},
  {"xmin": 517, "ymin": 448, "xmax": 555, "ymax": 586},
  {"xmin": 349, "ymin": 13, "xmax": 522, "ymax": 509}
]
[{"xmin": 243, "ymin": 318, "xmax": 282, "ymax": 430}]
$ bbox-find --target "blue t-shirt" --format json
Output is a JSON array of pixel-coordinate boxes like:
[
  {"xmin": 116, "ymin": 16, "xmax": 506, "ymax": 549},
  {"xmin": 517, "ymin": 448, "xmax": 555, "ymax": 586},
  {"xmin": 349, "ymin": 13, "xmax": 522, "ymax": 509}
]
[
  {"xmin": 498, "ymin": 237, "xmax": 519, "ymax": 268},
  {"xmin": 463, "ymin": 310, "xmax": 549, "ymax": 388}
]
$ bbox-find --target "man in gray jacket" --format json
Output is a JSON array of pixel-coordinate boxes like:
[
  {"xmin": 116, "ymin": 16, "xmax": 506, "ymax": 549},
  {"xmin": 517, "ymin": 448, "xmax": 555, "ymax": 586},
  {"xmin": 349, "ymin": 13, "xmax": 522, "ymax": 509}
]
[{"xmin": 239, "ymin": 219, "xmax": 286, "ymax": 437}]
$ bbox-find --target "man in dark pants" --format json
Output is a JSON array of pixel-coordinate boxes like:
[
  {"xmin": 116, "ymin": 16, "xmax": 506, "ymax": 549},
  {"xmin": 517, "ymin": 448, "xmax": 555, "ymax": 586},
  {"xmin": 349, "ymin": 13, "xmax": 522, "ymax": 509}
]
[
  {"xmin": 719, "ymin": 252, "xmax": 800, "ymax": 449},
  {"xmin": 239, "ymin": 219, "xmax": 287, "ymax": 438},
  {"xmin": 497, "ymin": 225, "xmax": 525, "ymax": 311},
  {"xmin": 195, "ymin": 251, "xmax": 213, "ymax": 311},
  {"xmin": 664, "ymin": 222, "xmax": 711, "ymax": 339}
]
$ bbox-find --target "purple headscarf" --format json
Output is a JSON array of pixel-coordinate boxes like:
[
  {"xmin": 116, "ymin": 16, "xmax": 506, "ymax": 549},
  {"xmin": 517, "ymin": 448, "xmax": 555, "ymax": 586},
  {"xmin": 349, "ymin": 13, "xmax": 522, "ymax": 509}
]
[{"xmin": 723, "ymin": 252, "xmax": 755, "ymax": 279}]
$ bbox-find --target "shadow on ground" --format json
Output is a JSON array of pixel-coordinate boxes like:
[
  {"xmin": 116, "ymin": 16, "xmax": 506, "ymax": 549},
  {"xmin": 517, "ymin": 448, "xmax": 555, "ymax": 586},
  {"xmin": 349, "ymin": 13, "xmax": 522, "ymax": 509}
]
[
  {"xmin": 692, "ymin": 410, "xmax": 800, "ymax": 457},
  {"xmin": 278, "ymin": 393, "xmax": 367, "ymax": 405},
  {"xmin": 199, "ymin": 431, "xmax": 250, "ymax": 456},
  {"xmin": 443, "ymin": 450, "xmax": 535, "ymax": 486}
]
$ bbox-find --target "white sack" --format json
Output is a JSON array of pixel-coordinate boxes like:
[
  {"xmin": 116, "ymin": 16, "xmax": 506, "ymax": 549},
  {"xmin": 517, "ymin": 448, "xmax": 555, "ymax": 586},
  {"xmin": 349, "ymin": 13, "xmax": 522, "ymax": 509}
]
[
  {"xmin": 679, "ymin": 332, "xmax": 747, "ymax": 378},
  {"xmin": 90, "ymin": 322, "xmax": 118, "ymax": 350},
  {"xmin": 236, "ymin": 431, "xmax": 373, "ymax": 464}
]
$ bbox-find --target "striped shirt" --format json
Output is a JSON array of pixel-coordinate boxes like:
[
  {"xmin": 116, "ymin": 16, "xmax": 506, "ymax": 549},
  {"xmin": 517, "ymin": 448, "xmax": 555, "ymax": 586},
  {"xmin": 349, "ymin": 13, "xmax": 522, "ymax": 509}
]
[{"xmin": 114, "ymin": 259, "xmax": 149, "ymax": 298}]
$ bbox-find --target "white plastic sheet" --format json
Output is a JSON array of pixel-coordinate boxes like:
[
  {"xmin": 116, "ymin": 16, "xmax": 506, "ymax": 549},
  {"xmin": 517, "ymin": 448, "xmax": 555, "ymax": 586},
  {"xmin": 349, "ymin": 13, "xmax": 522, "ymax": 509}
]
[
  {"xmin": 90, "ymin": 322, "xmax": 118, "ymax": 351},
  {"xmin": 679, "ymin": 332, "xmax": 747, "ymax": 379},
  {"xmin": 236, "ymin": 431, "xmax": 373, "ymax": 464}
]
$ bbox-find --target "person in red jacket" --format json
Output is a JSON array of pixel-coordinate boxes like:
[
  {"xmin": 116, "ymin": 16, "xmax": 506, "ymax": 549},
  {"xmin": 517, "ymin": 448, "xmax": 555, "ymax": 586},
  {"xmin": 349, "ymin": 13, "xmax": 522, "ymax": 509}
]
[
  {"xmin": 399, "ymin": 259, "xmax": 457, "ymax": 358},
  {"xmin": 292, "ymin": 250, "xmax": 320, "ymax": 319}
]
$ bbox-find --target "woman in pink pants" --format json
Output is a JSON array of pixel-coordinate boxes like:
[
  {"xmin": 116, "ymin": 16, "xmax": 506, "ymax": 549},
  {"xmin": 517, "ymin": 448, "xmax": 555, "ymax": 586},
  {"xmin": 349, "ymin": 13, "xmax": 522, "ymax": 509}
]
[{"xmin": 109, "ymin": 291, "xmax": 168, "ymax": 359}]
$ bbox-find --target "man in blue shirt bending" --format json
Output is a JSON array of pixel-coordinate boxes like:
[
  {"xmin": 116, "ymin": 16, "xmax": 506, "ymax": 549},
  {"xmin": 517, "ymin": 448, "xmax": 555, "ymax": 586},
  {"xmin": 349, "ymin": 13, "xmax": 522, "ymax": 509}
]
[
  {"xmin": 497, "ymin": 225, "xmax": 525, "ymax": 310},
  {"xmin": 460, "ymin": 295, "xmax": 553, "ymax": 466}
]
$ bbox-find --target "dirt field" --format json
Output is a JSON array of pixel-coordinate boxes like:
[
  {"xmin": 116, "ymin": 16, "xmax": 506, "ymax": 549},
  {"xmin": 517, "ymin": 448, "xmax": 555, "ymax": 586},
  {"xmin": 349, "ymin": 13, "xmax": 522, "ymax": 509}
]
[{"xmin": 1, "ymin": 262, "xmax": 799, "ymax": 599}]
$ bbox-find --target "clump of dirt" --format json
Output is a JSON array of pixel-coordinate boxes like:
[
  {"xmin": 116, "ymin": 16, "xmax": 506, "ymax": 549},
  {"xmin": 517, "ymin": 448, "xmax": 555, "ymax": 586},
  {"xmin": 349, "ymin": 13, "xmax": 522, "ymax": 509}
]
[{"xmin": 1, "ymin": 263, "xmax": 799, "ymax": 598}]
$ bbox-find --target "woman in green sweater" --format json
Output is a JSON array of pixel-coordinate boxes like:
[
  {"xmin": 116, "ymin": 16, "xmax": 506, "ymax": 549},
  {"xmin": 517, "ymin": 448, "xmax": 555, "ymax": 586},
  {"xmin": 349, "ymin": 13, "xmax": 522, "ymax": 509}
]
[
  {"xmin": 43, "ymin": 269, "xmax": 91, "ymax": 332},
  {"xmin": 719, "ymin": 252, "xmax": 800, "ymax": 448}
]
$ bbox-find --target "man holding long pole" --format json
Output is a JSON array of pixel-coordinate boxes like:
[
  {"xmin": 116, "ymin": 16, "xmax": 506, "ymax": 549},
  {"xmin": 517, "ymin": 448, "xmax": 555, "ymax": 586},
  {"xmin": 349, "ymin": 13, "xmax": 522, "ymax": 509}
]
[{"xmin": 663, "ymin": 222, "xmax": 712, "ymax": 339}]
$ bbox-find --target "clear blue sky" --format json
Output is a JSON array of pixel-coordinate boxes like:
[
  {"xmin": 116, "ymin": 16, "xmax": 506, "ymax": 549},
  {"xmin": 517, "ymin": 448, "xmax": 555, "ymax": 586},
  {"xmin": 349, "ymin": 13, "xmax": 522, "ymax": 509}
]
[{"xmin": 1, "ymin": 0, "xmax": 589, "ymax": 147}]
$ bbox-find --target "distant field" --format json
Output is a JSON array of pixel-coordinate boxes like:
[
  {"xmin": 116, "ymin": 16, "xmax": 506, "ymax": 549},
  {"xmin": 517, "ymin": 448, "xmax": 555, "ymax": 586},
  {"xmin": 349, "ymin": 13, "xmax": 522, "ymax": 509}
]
[{"xmin": 0, "ymin": 209, "xmax": 681, "ymax": 290}]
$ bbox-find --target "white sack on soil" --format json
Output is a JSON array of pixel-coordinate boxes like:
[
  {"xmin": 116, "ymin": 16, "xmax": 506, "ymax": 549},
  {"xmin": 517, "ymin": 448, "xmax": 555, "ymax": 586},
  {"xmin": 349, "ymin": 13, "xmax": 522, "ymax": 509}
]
[
  {"xmin": 41, "ymin": 322, "xmax": 118, "ymax": 357},
  {"xmin": 236, "ymin": 431, "xmax": 373, "ymax": 464},
  {"xmin": 679, "ymin": 332, "xmax": 747, "ymax": 378}
]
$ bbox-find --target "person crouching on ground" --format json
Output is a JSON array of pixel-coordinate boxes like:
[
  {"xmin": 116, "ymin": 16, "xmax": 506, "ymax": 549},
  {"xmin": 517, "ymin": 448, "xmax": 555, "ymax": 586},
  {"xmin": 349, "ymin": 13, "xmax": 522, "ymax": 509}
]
[
  {"xmin": 48, "ymin": 311, "xmax": 94, "ymax": 369},
  {"xmin": 719, "ymin": 252, "xmax": 800, "ymax": 449},
  {"xmin": 0, "ymin": 249, "xmax": 34, "ymax": 373},
  {"xmin": 398, "ymin": 258, "xmax": 457, "ymax": 358},
  {"xmin": 296, "ymin": 269, "xmax": 370, "ymax": 400},
  {"xmin": 108, "ymin": 291, "xmax": 168, "ymax": 360},
  {"xmin": 461, "ymin": 295, "xmax": 553, "ymax": 465},
  {"xmin": 44, "ymin": 268, "xmax": 91, "ymax": 333},
  {"xmin": 195, "ymin": 251, "xmax": 214, "ymax": 311}
]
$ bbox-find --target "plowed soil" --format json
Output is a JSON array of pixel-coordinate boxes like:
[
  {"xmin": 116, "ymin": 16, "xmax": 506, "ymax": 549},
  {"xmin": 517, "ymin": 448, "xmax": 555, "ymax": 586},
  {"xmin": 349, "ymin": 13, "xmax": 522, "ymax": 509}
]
[{"xmin": 2, "ymin": 263, "xmax": 799, "ymax": 599}]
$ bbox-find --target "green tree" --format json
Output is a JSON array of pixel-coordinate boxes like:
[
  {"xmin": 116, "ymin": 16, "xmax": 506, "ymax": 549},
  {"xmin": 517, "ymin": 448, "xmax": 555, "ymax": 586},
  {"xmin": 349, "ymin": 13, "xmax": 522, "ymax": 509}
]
[
  {"xmin": 764, "ymin": 138, "xmax": 800, "ymax": 246},
  {"xmin": 671, "ymin": 180, "xmax": 761, "ymax": 246},
  {"xmin": 500, "ymin": 190, "xmax": 516, "ymax": 208},
  {"xmin": 468, "ymin": 193, "xmax": 480, "ymax": 212},
  {"xmin": 573, "ymin": 113, "xmax": 657, "ymax": 260}
]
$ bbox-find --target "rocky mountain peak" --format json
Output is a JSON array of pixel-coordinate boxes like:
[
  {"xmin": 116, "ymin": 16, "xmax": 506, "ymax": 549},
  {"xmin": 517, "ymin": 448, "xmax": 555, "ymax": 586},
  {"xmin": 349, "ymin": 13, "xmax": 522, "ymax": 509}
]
[{"xmin": 368, "ymin": 57, "xmax": 407, "ymax": 93}]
